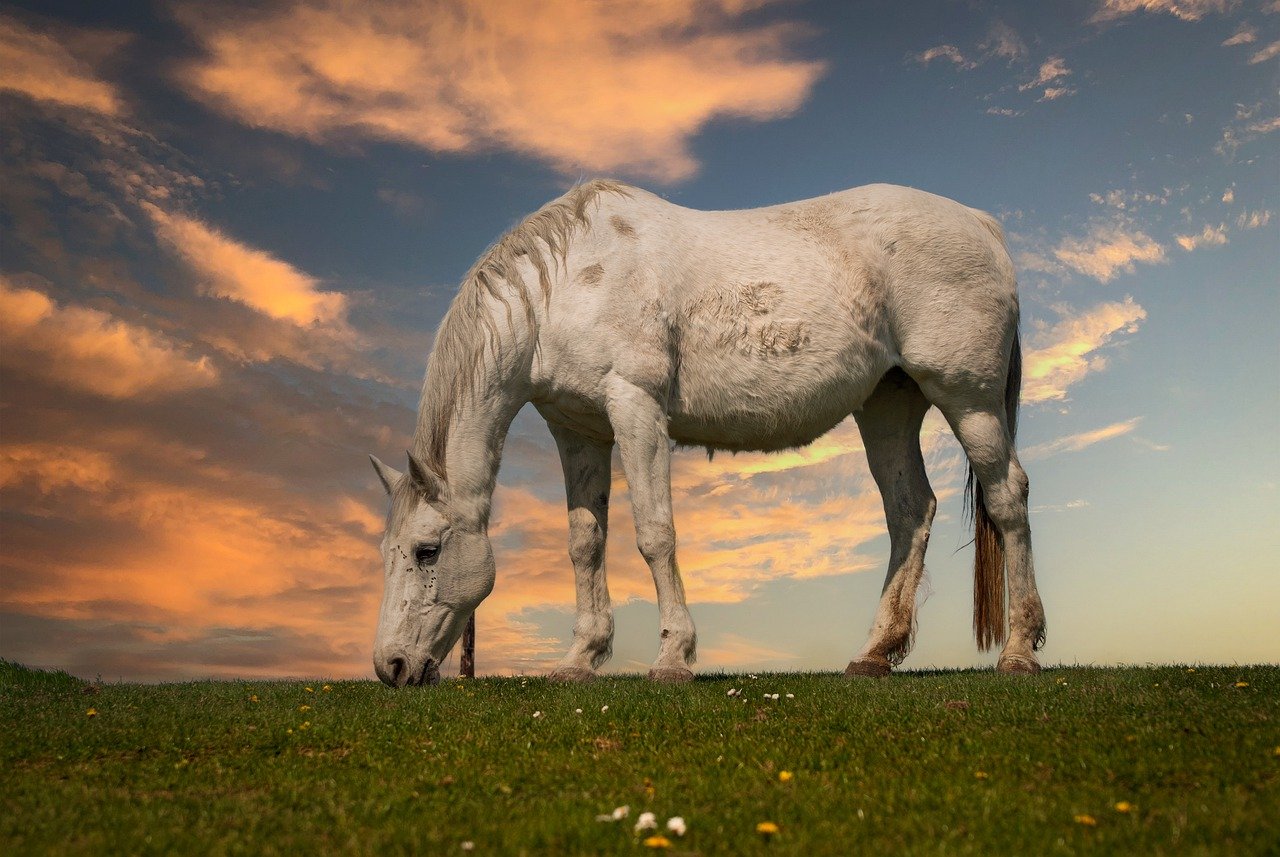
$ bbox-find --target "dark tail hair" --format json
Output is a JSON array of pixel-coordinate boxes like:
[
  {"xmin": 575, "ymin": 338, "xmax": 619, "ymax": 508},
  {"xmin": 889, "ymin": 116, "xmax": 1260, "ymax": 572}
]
[{"xmin": 967, "ymin": 332, "xmax": 1021, "ymax": 651}]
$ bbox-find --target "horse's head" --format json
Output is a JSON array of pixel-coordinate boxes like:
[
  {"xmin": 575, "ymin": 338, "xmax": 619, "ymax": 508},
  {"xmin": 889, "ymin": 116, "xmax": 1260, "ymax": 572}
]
[{"xmin": 368, "ymin": 452, "xmax": 495, "ymax": 687}]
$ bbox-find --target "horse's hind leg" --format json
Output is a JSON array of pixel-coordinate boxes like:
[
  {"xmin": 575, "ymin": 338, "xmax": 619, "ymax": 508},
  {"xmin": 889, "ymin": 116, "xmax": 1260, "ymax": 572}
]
[
  {"xmin": 922, "ymin": 386, "xmax": 1046, "ymax": 674},
  {"xmin": 546, "ymin": 422, "xmax": 614, "ymax": 683},
  {"xmin": 845, "ymin": 369, "xmax": 936, "ymax": 678}
]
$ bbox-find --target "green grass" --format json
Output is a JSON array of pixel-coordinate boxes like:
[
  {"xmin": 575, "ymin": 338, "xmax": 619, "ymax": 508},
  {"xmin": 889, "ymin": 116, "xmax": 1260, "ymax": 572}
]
[{"xmin": 2, "ymin": 661, "xmax": 1276, "ymax": 855}]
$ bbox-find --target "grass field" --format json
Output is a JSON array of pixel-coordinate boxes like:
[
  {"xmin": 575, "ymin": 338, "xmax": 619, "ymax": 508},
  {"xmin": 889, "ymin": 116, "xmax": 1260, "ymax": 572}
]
[{"xmin": 2, "ymin": 661, "xmax": 1276, "ymax": 855}]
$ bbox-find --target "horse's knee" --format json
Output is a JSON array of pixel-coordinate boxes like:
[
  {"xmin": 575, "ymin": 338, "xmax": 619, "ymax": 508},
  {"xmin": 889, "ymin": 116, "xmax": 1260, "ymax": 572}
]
[
  {"xmin": 636, "ymin": 522, "xmax": 676, "ymax": 564},
  {"xmin": 567, "ymin": 509, "xmax": 605, "ymax": 568}
]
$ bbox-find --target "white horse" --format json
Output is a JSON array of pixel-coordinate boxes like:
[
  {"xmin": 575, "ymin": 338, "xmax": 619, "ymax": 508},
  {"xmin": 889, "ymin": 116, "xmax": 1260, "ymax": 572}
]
[{"xmin": 369, "ymin": 180, "xmax": 1046, "ymax": 686}]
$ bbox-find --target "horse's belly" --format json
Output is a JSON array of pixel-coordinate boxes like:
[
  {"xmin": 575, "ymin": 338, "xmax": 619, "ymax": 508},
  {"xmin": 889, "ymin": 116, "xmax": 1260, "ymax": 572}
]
[{"xmin": 668, "ymin": 344, "xmax": 891, "ymax": 452}]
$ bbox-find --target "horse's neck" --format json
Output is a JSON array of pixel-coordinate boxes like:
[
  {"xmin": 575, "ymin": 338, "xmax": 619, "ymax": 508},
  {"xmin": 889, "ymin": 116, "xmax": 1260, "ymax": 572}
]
[{"xmin": 413, "ymin": 294, "xmax": 535, "ymax": 530}]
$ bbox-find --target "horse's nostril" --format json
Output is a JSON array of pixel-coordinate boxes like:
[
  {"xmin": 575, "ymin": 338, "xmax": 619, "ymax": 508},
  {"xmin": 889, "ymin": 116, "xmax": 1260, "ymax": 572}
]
[{"xmin": 388, "ymin": 654, "xmax": 409, "ymax": 686}]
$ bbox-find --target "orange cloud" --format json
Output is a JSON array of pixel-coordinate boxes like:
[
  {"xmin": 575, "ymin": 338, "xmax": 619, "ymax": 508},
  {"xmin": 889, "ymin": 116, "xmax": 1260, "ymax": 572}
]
[
  {"xmin": 1051, "ymin": 222, "xmax": 1166, "ymax": 282},
  {"xmin": 171, "ymin": 0, "xmax": 825, "ymax": 181},
  {"xmin": 0, "ymin": 12, "xmax": 126, "ymax": 115},
  {"xmin": 1023, "ymin": 297, "xmax": 1146, "ymax": 403},
  {"xmin": 0, "ymin": 276, "xmax": 218, "ymax": 399},
  {"xmin": 0, "ymin": 443, "xmax": 116, "ymax": 494},
  {"xmin": 1175, "ymin": 223, "xmax": 1228, "ymax": 251},
  {"xmin": 144, "ymin": 205, "xmax": 348, "ymax": 327}
]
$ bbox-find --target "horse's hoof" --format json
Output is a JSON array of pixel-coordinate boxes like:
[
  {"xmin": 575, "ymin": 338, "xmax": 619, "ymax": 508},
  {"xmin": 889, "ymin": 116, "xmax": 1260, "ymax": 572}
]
[
  {"xmin": 647, "ymin": 667, "xmax": 695, "ymax": 683},
  {"xmin": 997, "ymin": 654, "xmax": 1041, "ymax": 675},
  {"xmin": 844, "ymin": 657, "xmax": 891, "ymax": 678},
  {"xmin": 548, "ymin": 667, "xmax": 596, "ymax": 683}
]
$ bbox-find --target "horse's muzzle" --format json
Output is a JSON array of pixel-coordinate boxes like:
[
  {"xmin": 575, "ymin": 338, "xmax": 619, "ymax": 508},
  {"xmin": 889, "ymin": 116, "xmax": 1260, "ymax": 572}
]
[{"xmin": 376, "ymin": 652, "xmax": 441, "ymax": 688}]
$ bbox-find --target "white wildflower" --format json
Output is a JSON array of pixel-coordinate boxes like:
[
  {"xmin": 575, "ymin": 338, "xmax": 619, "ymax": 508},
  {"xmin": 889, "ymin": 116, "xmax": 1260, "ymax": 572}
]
[
  {"xmin": 666, "ymin": 816, "xmax": 687, "ymax": 837},
  {"xmin": 596, "ymin": 805, "xmax": 630, "ymax": 822},
  {"xmin": 575, "ymin": 708, "xmax": 583, "ymax": 714},
  {"xmin": 785, "ymin": 693, "xmax": 794, "ymax": 699},
  {"xmin": 601, "ymin": 705, "xmax": 609, "ymax": 712},
  {"xmin": 532, "ymin": 711, "xmax": 542, "ymax": 719},
  {"xmin": 460, "ymin": 843, "xmax": 474, "ymax": 852},
  {"xmin": 771, "ymin": 693, "xmax": 780, "ymax": 701},
  {"xmin": 634, "ymin": 812, "xmax": 658, "ymax": 833}
]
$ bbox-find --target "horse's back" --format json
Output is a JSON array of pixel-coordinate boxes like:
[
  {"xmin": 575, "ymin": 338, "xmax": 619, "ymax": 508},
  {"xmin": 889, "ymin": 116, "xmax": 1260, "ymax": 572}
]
[{"xmin": 536, "ymin": 183, "xmax": 1017, "ymax": 450}]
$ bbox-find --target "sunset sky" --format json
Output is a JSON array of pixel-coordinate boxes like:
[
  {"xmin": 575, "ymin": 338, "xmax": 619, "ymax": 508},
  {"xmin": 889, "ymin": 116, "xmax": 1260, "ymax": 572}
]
[{"xmin": 1, "ymin": 0, "xmax": 1277, "ymax": 682}]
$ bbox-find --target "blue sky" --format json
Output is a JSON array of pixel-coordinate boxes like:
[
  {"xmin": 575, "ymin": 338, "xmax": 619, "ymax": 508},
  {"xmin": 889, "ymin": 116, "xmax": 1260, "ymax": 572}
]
[{"xmin": 1, "ymin": 0, "xmax": 1276, "ymax": 680}]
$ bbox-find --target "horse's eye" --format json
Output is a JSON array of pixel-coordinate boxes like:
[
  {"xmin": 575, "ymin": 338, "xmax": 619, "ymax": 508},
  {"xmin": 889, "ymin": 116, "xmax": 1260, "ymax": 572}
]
[{"xmin": 414, "ymin": 544, "xmax": 440, "ymax": 567}]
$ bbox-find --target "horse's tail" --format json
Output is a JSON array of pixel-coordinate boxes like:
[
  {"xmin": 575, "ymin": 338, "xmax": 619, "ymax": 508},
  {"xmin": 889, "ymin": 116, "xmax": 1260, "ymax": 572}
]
[{"xmin": 968, "ymin": 330, "xmax": 1021, "ymax": 651}]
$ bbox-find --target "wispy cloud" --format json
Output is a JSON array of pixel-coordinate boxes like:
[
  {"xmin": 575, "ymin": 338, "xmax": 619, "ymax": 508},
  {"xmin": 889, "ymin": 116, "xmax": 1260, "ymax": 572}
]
[
  {"xmin": 1235, "ymin": 209, "xmax": 1272, "ymax": 229},
  {"xmin": 1022, "ymin": 417, "xmax": 1143, "ymax": 461},
  {"xmin": 0, "ymin": 12, "xmax": 127, "ymax": 115},
  {"xmin": 1175, "ymin": 223, "xmax": 1229, "ymax": 250},
  {"xmin": 980, "ymin": 21, "xmax": 1028, "ymax": 62},
  {"xmin": 1215, "ymin": 102, "xmax": 1280, "ymax": 157},
  {"xmin": 1019, "ymin": 56, "xmax": 1072, "ymax": 92},
  {"xmin": 1248, "ymin": 39, "xmax": 1280, "ymax": 63},
  {"xmin": 1023, "ymin": 298, "xmax": 1147, "ymax": 403},
  {"xmin": 171, "ymin": 0, "xmax": 825, "ymax": 182},
  {"xmin": 0, "ymin": 276, "xmax": 217, "ymax": 399},
  {"xmin": 145, "ymin": 204, "xmax": 348, "ymax": 328},
  {"xmin": 911, "ymin": 44, "xmax": 975, "ymax": 69},
  {"xmin": 1222, "ymin": 23, "xmax": 1257, "ymax": 45},
  {"xmin": 1090, "ymin": 0, "xmax": 1237, "ymax": 24},
  {"xmin": 1038, "ymin": 86, "xmax": 1077, "ymax": 101}
]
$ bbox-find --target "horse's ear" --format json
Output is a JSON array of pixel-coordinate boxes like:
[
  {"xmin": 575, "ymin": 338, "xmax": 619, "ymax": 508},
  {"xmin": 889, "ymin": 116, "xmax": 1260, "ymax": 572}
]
[
  {"xmin": 369, "ymin": 454, "xmax": 403, "ymax": 495},
  {"xmin": 405, "ymin": 450, "xmax": 445, "ymax": 502}
]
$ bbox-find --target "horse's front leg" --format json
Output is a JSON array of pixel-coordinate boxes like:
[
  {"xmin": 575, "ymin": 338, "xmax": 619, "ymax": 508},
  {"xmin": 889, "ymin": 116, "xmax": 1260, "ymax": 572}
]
[
  {"xmin": 546, "ymin": 422, "xmax": 615, "ymax": 683},
  {"xmin": 603, "ymin": 376, "xmax": 697, "ymax": 682}
]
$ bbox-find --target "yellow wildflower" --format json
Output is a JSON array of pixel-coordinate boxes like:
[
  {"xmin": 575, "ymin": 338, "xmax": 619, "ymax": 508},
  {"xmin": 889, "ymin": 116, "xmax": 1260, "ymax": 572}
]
[
  {"xmin": 299, "ymin": 721, "xmax": 311, "ymax": 730},
  {"xmin": 974, "ymin": 771, "xmax": 989, "ymax": 780},
  {"xmin": 249, "ymin": 695, "xmax": 259, "ymax": 703},
  {"xmin": 642, "ymin": 835, "xmax": 671, "ymax": 849},
  {"xmin": 1074, "ymin": 814, "xmax": 1097, "ymax": 827},
  {"xmin": 322, "ymin": 685, "xmax": 332, "ymax": 692},
  {"xmin": 299, "ymin": 705, "xmax": 311, "ymax": 712},
  {"xmin": 756, "ymin": 821, "xmax": 780, "ymax": 836},
  {"xmin": 778, "ymin": 770, "xmax": 793, "ymax": 783},
  {"xmin": 1114, "ymin": 802, "xmax": 1133, "ymax": 813},
  {"xmin": 1235, "ymin": 681, "xmax": 1249, "ymax": 688},
  {"xmin": 85, "ymin": 708, "xmax": 98, "ymax": 718},
  {"xmin": 304, "ymin": 686, "xmax": 314, "ymax": 693},
  {"xmin": 1186, "ymin": 668, "xmax": 1196, "ymax": 673}
]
